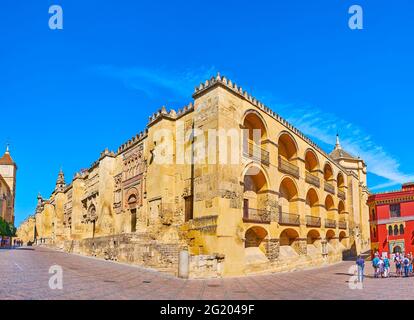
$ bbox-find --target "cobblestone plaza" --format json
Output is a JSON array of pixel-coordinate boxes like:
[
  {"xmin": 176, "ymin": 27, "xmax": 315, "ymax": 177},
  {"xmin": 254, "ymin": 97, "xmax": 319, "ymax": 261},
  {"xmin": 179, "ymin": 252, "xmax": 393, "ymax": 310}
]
[{"xmin": 1, "ymin": 247, "xmax": 413, "ymax": 300}]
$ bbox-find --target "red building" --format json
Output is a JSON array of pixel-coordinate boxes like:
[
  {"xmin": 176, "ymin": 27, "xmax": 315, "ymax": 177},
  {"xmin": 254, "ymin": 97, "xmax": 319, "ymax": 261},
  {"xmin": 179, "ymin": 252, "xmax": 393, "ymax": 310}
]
[{"xmin": 368, "ymin": 183, "xmax": 414, "ymax": 257}]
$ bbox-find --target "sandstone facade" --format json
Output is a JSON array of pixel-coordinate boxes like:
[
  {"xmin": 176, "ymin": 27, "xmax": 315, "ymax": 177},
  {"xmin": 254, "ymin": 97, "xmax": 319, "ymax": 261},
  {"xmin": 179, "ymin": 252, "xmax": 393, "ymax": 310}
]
[
  {"xmin": 17, "ymin": 74, "xmax": 370, "ymax": 278},
  {"xmin": 0, "ymin": 146, "xmax": 17, "ymax": 225}
]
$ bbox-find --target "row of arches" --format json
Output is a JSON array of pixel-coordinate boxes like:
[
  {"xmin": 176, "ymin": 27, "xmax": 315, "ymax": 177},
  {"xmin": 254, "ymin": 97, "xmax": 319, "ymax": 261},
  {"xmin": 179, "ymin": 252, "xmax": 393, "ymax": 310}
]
[
  {"xmin": 243, "ymin": 163, "xmax": 347, "ymax": 219},
  {"xmin": 388, "ymin": 224, "xmax": 405, "ymax": 236},
  {"xmin": 243, "ymin": 110, "xmax": 346, "ymax": 190},
  {"xmin": 245, "ymin": 226, "xmax": 348, "ymax": 248}
]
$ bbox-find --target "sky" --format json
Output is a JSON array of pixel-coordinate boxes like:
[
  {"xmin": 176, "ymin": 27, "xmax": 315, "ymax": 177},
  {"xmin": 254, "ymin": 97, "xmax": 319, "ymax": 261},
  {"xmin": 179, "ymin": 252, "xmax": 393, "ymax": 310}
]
[{"xmin": 1, "ymin": 0, "xmax": 413, "ymax": 227}]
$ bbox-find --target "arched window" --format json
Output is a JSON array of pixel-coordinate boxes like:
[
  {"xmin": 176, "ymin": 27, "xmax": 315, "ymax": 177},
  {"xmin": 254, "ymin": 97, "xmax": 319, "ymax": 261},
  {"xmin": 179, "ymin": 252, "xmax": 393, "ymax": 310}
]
[
  {"xmin": 373, "ymin": 228, "xmax": 376, "ymax": 238},
  {"xmin": 394, "ymin": 225, "xmax": 399, "ymax": 236},
  {"xmin": 388, "ymin": 226, "xmax": 393, "ymax": 236},
  {"xmin": 400, "ymin": 224, "xmax": 404, "ymax": 235}
]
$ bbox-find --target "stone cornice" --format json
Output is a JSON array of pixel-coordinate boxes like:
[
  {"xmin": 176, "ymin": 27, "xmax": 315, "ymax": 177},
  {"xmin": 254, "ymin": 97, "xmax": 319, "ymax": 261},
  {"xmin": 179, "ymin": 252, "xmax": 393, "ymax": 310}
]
[
  {"xmin": 373, "ymin": 215, "xmax": 414, "ymax": 225},
  {"xmin": 368, "ymin": 195, "xmax": 414, "ymax": 206}
]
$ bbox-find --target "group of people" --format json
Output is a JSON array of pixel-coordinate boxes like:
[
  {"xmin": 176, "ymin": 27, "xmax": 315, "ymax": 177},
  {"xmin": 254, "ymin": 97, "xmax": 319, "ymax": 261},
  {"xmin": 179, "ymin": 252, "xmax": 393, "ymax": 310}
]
[
  {"xmin": 13, "ymin": 239, "xmax": 23, "ymax": 247},
  {"xmin": 356, "ymin": 252, "xmax": 414, "ymax": 282}
]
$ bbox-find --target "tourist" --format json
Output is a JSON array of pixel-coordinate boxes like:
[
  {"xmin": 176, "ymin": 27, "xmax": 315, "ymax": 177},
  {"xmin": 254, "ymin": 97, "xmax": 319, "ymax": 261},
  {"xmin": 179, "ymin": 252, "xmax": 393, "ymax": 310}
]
[
  {"xmin": 356, "ymin": 255, "xmax": 365, "ymax": 282},
  {"xmin": 409, "ymin": 253, "xmax": 413, "ymax": 275},
  {"xmin": 372, "ymin": 252, "xmax": 380, "ymax": 278},
  {"xmin": 383, "ymin": 254, "xmax": 390, "ymax": 278},
  {"xmin": 403, "ymin": 255, "xmax": 410, "ymax": 277},
  {"xmin": 378, "ymin": 257, "xmax": 385, "ymax": 278},
  {"xmin": 395, "ymin": 253, "xmax": 402, "ymax": 277}
]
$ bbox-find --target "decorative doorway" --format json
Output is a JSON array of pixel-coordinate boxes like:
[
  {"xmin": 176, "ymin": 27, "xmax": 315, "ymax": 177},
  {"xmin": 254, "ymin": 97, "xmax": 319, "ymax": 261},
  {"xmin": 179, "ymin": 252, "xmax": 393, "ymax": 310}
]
[{"xmin": 389, "ymin": 240, "xmax": 405, "ymax": 254}]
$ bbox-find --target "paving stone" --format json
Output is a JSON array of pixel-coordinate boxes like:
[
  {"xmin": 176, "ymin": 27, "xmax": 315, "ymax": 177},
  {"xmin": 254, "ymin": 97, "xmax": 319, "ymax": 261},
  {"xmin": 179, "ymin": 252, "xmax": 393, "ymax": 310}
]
[{"xmin": 2, "ymin": 246, "xmax": 414, "ymax": 300}]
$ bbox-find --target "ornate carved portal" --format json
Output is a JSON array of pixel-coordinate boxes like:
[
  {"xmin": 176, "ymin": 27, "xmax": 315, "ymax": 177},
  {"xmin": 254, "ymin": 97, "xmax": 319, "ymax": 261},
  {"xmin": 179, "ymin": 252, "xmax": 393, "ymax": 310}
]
[{"xmin": 115, "ymin": 143, "xmax": 147, "ymax": 231}]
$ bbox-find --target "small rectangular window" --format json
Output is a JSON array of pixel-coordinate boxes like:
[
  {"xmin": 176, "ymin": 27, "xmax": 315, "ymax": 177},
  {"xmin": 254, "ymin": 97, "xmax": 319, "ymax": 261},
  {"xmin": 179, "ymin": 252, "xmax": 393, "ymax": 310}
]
[
  {"xmin": 131, "ymin": 209, "xmax": 137, "ymax": 232},
  {"xmin": 390, "ymin": 204, "xmax": 401, "ymax": 218},
  {"xmin": 185, "ymin": 196, "xmax": 193, "ymax": 221}
]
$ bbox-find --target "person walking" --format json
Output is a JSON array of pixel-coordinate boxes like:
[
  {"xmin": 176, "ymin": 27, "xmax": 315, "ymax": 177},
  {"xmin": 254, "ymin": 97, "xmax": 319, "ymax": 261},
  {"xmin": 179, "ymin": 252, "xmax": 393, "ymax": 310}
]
[
  {"xmin": 378, "ymin": 257, "xmax": 385, "ymax": 278},
  {"xmin": 372, "ymin": 252, "xmax": 380, "ymax": 278},
  {"xmin": 395, "ymin": 253, "xmax": 402, "ymax": 277},
  {"xmin": 356, "ymin": 255, "xmax": 365, "ymax": 283},
  {"xmin": 383, "ymin": 254, "xmax": 390, "ymax": 278},
  {"xmin": 403, "ymin": 255, "xmax": 410, "ymax": 277}
]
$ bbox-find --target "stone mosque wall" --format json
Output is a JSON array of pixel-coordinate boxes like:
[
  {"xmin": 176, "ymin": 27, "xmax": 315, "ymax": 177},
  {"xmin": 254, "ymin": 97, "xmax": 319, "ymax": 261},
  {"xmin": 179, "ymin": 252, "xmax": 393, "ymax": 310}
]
[{"xmin": 17, "ymin": 74, "xmax": 371, "ymax": 278}]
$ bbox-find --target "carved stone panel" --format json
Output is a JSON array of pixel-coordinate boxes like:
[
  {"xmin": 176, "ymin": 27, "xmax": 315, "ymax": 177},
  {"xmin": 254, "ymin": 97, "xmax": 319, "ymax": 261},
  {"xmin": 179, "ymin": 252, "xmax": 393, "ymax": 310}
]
[{"xmin": 121, "ymin": 143, "xmax": 146, "ymax": 213}]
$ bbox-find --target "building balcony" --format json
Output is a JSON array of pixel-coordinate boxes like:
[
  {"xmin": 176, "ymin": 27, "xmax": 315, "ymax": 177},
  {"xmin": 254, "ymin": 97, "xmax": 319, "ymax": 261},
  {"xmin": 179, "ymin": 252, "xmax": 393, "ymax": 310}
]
[
  {"xmin": 324, "ymin": 182, "xmax": 335, "ymax": 195},
  {"xmin": 243, "ymin": 140, "xmax": 270, "ymax": 166},
  {"xmin": 278, "ymin": 156, "xmax": 300, "ymax": 178},
  {"xmin": 306, "ymin": 215, "xmax": 321, "ymax": 228},
  {"xmin": 279, "ymin": 212, "xmax": 300, "ymax": 226},
  {"xmin": 305, "ymin": 171, "xmax": 320, "ymax": 188},
  {"xmin": 243, "ymin": 207, "xmax": 271, "ymax": 224},
  {"xmin": 339, "ymin": 220, "xmax": 347, "ymax": 229},
  {"xmin": 338, "ymin": 189, "xmax": 346, "ymax": 200},
  {"xmin": 325, "ymin": 218, "xmax": 337, "ymax": 229}
]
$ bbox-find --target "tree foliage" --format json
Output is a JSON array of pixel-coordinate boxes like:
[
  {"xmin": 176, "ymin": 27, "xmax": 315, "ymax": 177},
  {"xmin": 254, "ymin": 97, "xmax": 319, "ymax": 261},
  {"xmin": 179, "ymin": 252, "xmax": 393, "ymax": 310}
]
[{"xmin": 0, "ymin": 217, "xmax": 16, "ymax": 237}]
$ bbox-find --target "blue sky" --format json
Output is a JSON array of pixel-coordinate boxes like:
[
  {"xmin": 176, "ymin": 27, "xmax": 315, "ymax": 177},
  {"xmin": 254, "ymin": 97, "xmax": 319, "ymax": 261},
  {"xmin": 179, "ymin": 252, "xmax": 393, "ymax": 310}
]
[{"xmin": 1, "ymin": 0, "xmax": 413, "ymax": 226}]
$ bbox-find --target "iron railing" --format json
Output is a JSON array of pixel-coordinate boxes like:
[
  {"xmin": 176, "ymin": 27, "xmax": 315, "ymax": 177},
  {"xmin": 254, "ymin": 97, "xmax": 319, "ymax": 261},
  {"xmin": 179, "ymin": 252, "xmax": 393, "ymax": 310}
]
[
  {"xmin": 278, "ymin": 156, "xmax": 300, "ymax": 178},
  {"xmin": 243, "ymin": 140, "xmax": 270, "ymax": 166},
  {"xmin": 305, "ymin": 171, "xmax": 320, "ymax": 188},
  {"xmin": 338, "ymin": 189, "xmax": 346, "ymax": 200},
  {"xmin": 324, "ymin": 182, "xmax": 335, "ymax": 195},
  {"xmin": 306, "ymin": 215, "xmax": 321, "ymax": 227},
  {"xmin": 325, "ymin": 218, "xmax": 337, "ymax": 228},
  {"xmin": 339, "ymin": 220, "xmax": 347, "ymax": 229},
  {"xmin": 243, "ymin": 207, "xmax": 271, "ymax": 224},
  {"xmin": 279, "ymin": 212, "xmax": 300, "ymax": 226}
]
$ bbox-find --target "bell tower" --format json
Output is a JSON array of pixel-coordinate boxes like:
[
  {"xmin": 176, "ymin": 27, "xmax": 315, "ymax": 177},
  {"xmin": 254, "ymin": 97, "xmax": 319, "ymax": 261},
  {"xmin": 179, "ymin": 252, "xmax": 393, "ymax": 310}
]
[
  {"xmin": 55, "ymin": 168, "xmax": 66, "ymax": 193},
  {"xmin": 0, "ymin": 145, "xmax": 18, "ymax": 223}
]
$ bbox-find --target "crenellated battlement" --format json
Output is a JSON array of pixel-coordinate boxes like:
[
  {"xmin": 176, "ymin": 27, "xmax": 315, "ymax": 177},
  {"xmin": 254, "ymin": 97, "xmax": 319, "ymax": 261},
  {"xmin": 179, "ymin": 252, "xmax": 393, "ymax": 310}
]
[{"xmin": 193, "ymin": 72, "xmax": 354, "ymax": 173}]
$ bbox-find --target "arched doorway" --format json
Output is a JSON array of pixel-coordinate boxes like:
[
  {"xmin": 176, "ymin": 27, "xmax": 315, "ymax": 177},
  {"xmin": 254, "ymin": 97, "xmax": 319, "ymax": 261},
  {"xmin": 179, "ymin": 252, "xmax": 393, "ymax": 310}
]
[
  {"xmin": 128, "ymin": 193, "xmax": 138, "ymax": 232},
  {"xmin": 324, "ymin": 163, "xmax": 334, "ymax": 182},
  {"xmin": 243, "ymin": 165, "xmax": 270, "ymax": 223},
  {"xmin": 305, "ymin": 149, "xmax": 320, "ymax": 187},
  {"xmin": 339, "ymin": 231, "xmax": 347, "ymax": 248},
  {"xmin": 307, "ymin": 229, "xmax": 321, "ymax": 256},
  {"xmin": 242, "ymin": 111, "xmax": 269, "ymax": 165},
  {"xmin": 280, "ymin": 228, "xmax": 300, "ymax": 246},
  {"xmin": 325, "ymin": 195, "xmax": 336, "ymax": 228},
  {"xmin": 244, "ymin": 226, "xmax": 269, "ymax": 265},
  {"xmin": 337, "ymin": 173, "xmax": 345, "ymax": 191},
  {"xmin": 305, "ymin": 188, "xmax": 320, "ymax": 227},
  {"xmin": 278, "ymin": 133, "xmax": 299, "ymax": 178},
  {"xmin": 279, "ymin": 228, "xmax": 300, "ymax": 258},
  {"xmin": 305, "ymin": 149, "xmax": 319, "ymax": 173},
  {"xmin": 279, "ymin": 177, "xmax": 300, "ymax": 225},
  {"xmin": 243, "ymin": 111, "xmax": 267, "ymax": 142},
  {"xmin": 88, "ymin": 205, "xmax": 97, "ymax": 238},
  {"xmin": 307, "ymin": 229, "xmax": 321, "ymax": 245},
  {"xmin": 325, "ymin": 230, "xmax": 336, "ymax": 254},
  {"xmin": 245, "ymin": 226, "xmax": 268, "ymax": 248}
]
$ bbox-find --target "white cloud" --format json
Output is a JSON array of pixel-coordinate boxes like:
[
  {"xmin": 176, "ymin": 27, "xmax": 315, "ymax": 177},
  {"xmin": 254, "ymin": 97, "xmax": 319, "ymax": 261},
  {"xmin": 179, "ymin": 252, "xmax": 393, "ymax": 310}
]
[
  {"xmin": 95, "ymin": 65, "xmax": 216, "ymax": 98},
  {"xmin": 274, "ymin": 104, "xmax": 414, "ymax": 190}
]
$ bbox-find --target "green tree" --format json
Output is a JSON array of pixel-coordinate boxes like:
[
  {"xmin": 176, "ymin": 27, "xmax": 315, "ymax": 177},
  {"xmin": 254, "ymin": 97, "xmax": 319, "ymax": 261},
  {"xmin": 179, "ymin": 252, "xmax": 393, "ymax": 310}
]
[{"xmin": 0, "ymin": 217, "xmax": 15, "ymax": 237}]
